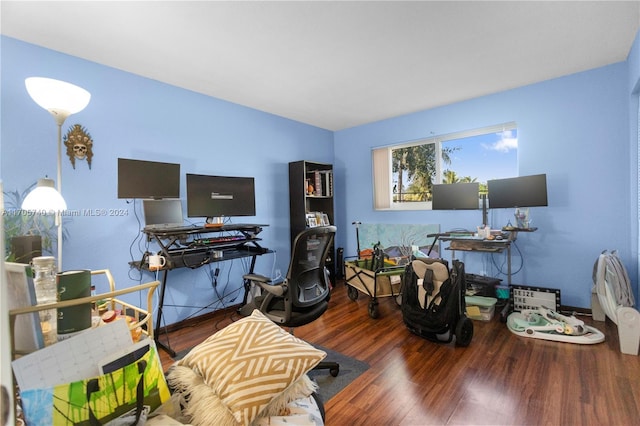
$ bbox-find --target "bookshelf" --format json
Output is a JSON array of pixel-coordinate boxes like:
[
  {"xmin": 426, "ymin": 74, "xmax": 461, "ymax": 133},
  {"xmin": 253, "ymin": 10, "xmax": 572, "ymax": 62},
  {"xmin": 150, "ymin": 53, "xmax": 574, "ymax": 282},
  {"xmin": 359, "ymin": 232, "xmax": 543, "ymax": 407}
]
[{"xmin": 289, "ymin": 160, "xmax": 335, "ymax": 280}]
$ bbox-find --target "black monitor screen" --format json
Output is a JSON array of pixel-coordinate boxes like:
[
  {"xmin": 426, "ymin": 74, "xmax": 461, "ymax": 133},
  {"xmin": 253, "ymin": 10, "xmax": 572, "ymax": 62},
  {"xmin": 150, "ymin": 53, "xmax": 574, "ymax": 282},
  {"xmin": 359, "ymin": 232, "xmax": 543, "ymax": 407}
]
[
  {"xmin": 487, "ymin": 174, "xmax": 548, "ymax": 208},
  {"xmin": 117, "ymin": 158, "xmax": 180, "ymax": 199},
  {"xmin": 432, "ymin": 182, "xmax": 479, "ymax": 210},
  {"xmin": 186, "ymin": 174, "xmax": 256, "ymax": 218}
]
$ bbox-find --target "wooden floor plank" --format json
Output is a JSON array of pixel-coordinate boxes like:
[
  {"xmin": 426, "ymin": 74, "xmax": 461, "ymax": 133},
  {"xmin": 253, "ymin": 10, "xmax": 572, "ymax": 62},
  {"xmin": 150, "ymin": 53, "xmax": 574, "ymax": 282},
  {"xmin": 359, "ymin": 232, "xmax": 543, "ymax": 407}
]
[{"xmin": 159, "ymin": 281, "xmax": 639, "ymax": 425}]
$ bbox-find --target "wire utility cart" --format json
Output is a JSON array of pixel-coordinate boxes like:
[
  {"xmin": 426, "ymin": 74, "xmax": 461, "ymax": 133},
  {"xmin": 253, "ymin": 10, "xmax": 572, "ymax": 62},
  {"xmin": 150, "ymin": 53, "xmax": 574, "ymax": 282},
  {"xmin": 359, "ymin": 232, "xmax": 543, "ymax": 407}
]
[
  {"xmin": 9, "ymin": 269, "xmax": 159, "ymax": 360},
  {"xmin": 344, "ymin": 244, "xmax": 405, "ymax": 319}
]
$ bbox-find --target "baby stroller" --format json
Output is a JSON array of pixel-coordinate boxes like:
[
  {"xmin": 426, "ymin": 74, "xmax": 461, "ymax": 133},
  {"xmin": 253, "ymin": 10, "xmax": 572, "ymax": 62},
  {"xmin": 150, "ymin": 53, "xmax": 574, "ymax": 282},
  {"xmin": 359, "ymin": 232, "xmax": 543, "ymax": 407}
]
[{"xmin": 401, "ymin": 257, "xmax": 474, "ymax": 346}]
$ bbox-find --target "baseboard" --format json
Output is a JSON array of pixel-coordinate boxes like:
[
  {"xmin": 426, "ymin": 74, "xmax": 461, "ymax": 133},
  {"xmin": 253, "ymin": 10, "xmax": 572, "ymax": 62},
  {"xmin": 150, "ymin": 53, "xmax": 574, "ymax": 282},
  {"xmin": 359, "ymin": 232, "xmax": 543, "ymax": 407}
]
[
  {"xmin": 158, "ymin": 298, "xmax": 592, "ymax": 334},
  {"xmin": 157, "ymin": 303, "xmax": 242, "ymax": 334},
  {"xmin": 560, "ymin": 305, "xmax": 592, "ymax": 316},
  {"xmin": 161, "ymin": 280, "xmax": 346, "ymax": 333}
]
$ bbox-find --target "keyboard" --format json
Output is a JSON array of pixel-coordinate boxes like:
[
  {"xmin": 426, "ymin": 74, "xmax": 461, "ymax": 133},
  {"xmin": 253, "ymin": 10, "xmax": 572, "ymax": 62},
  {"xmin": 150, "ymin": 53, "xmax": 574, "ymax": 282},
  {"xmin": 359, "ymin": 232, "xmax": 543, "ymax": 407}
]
[
  {"xmin": 168, "ymin": 246, "xmax": 210, "ymax": 256},
  {"xmin": 192, "ymin": 235, "xmax": 246, "ymax": 245}
]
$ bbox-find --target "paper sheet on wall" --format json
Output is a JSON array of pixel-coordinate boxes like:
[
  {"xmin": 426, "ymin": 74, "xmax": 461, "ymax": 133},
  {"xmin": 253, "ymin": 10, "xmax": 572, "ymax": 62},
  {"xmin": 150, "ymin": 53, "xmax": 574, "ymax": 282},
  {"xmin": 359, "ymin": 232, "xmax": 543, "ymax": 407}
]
[{"xmin": 11, "ymin": 319, "xmax": 133, "ymax": 391}]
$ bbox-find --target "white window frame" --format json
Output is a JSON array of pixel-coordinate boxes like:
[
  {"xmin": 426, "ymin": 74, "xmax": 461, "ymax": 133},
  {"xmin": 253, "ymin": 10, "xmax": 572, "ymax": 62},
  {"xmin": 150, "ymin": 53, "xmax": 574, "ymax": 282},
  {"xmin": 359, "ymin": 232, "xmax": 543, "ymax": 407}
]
[{"xmin": 372, "ymin": 122, "xmax": 517, "ymax": 211}]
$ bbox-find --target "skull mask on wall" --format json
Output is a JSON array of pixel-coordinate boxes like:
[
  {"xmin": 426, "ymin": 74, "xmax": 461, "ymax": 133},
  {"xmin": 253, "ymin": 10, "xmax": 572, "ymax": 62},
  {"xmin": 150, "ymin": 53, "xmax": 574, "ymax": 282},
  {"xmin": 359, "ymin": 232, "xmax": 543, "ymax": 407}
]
[{"xmin": 63, "ymin": 124, "xmax": 94, "ymax": 169}]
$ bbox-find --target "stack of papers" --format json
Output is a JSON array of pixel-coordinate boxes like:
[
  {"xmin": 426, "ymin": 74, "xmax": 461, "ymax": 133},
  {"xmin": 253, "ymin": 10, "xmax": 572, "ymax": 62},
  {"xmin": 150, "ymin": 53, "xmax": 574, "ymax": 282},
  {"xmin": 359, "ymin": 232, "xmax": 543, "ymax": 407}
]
[{"xmin": 12, "ymin": 320, "xmax": 134, "ymax": 390}]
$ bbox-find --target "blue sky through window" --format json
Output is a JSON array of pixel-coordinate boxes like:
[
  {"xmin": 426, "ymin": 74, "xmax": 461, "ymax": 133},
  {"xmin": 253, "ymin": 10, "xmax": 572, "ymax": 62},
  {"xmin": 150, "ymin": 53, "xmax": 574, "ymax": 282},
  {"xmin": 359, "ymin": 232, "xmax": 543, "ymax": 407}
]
[{"xmin": 443, "ymin": 129, "xmax": 517, "ymax": 184}]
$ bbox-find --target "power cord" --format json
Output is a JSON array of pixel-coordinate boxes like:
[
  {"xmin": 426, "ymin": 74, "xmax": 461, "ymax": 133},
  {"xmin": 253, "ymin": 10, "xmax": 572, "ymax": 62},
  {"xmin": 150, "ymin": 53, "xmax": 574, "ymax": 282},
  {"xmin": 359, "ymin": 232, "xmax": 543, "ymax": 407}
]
[
  {"xmin": 491, "ymin": 240, "xmax": 524, "ymax": 277},
  {"xmin": 127, "ymin": 199, "xmax": 146, "ymax": 282},
  {"xmin": 212, "ymin": 267, "xmax": 220, "ymax": 288},
  {"xmin": 270, "ymin": 250, "xmax": 282, "ymax": 281}
]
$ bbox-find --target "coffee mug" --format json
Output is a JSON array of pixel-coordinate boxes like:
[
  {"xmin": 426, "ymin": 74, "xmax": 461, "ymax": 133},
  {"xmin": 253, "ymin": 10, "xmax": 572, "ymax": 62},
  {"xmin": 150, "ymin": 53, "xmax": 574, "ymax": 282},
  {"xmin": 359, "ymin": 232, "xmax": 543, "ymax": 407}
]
[{"xmin": 148, "ymin": 254, "xmax": 166, "ymax": 270}]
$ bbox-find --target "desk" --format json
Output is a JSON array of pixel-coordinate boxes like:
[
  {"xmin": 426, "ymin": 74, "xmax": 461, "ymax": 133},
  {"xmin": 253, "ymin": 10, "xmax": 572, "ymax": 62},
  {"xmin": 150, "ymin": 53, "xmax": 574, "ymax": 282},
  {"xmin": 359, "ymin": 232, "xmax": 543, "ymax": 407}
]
[
  {"xmin": 133, "ymin": 223, "xmax": 271, "ymax": 356},
  {"xmin": 439, "ymin": 228, "xmax": 536, "ymax": 285}
]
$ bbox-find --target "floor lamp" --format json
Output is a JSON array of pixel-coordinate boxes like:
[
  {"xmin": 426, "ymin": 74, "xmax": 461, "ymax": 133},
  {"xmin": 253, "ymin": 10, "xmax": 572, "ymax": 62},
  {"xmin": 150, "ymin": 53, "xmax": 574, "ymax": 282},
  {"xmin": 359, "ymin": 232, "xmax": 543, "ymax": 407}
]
[{"xmin": 21, "ymin": 77, "xmax": 91, "ymax": 272}]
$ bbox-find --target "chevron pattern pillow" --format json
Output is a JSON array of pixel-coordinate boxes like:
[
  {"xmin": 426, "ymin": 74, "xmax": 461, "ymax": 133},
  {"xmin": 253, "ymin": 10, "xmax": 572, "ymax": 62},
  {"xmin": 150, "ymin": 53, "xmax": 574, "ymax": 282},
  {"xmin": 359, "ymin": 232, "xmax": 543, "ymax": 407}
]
[{"xmin": 169, "ymin": 309, "xmax": 326, "ymax": 426}]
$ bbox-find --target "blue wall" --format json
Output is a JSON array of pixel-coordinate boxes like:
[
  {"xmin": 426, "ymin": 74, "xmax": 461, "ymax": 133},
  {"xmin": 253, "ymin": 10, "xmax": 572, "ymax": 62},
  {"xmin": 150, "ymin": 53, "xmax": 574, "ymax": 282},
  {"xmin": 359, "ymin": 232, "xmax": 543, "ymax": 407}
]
[
  {"xmin": 2, "ymin": 32, "xmax": 639, "ymax": 316},
  {"xmin": 1, "ymin": 37, "xmax": 333, "ymax": 325},
  {"xmin": 334, "ymin": 62, "xmax": 634, "ymax": 309}
]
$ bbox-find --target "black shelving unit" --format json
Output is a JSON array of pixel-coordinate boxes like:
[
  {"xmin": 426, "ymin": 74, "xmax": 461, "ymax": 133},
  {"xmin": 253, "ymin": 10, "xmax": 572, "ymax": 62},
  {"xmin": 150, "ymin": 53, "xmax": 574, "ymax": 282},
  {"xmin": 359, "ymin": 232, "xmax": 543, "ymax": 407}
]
[{"xmin": 289, "ymin": 160, "xmax": 335, "ymax": 281}]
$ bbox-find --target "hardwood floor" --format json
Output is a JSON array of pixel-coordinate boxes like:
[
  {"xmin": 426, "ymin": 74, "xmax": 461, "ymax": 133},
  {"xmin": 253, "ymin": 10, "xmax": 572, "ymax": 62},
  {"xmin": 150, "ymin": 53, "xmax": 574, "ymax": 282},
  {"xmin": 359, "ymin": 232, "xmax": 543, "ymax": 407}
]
[{"xmin": 158, "ymin": 282, "xmax": 640, "ymax": 425}]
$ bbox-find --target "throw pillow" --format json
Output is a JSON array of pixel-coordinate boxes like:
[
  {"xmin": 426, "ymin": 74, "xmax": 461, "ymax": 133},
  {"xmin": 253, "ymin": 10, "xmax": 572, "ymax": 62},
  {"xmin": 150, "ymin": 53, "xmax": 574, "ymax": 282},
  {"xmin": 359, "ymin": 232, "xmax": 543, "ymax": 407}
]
[{"xmin": 167, "ymin": 309, "xmax": 326, "ymax": 426}]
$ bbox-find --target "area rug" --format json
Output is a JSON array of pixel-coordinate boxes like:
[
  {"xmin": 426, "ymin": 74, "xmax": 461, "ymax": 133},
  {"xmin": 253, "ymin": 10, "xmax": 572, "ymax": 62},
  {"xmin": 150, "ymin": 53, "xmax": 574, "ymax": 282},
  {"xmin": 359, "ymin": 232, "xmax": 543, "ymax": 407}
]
[
  {"xmin": 173, "ymin": 344, "xmax": 369, "ymax": 403},
  {"xmin": 308, "ymin": 345, "xmax": 369, "ymax": 402}
]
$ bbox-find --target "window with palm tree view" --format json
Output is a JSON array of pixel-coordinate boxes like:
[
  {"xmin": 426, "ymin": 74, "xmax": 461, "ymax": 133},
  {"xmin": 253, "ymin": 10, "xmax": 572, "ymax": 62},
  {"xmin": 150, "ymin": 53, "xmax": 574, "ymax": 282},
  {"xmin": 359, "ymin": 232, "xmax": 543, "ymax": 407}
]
[{"xmin": 373, "ymin": 123, "xmax": 517, "ymax": 210}]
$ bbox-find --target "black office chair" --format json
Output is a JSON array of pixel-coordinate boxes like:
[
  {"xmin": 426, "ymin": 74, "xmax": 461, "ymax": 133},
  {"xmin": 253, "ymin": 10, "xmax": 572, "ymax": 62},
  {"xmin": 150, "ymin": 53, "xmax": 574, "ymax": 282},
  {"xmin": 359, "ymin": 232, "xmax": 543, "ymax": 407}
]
[{"xmin": 240, "ymin": 225, "xmax": 339, "ymax": 377}]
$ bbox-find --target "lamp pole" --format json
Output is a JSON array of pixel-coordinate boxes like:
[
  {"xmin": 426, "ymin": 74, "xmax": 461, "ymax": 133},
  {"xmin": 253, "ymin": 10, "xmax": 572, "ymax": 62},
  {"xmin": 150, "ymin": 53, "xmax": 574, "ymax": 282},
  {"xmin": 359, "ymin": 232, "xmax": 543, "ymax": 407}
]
[
  {"xmin": 56, "ymin": 120, "xmax": 64, "ymax": 272},
  {"xmin": 24, "ymin": 77, "xmax": 91, "ymax": 272},
  {"xmin": 49, "ymin": 111, "xmax": 70, "ymax": 273}
]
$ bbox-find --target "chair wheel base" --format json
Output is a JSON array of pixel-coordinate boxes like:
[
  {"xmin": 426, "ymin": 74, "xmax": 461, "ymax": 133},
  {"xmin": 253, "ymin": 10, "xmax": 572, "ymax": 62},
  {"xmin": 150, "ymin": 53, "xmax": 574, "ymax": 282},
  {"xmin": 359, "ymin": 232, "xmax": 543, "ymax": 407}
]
[{"xmin": 314, "ymin": 361, "xmax": 340, "ymax": 377}]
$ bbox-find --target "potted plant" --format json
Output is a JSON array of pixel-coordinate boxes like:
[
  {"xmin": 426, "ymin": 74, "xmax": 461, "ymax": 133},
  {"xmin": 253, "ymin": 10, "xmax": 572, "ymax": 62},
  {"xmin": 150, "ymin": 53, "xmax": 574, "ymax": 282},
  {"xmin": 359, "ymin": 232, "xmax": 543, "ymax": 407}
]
[{"xmin": 3, "ymin": 182, "xmax": 65, "ymax": 262}]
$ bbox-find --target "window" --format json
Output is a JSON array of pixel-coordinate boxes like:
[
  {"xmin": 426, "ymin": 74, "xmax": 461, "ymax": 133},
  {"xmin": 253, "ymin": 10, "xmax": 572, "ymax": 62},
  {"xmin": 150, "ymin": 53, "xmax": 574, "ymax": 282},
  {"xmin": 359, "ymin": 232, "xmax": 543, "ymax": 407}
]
[{"xmin": 373, "ymin": 123, "xmax": 518, "ymax": 210}]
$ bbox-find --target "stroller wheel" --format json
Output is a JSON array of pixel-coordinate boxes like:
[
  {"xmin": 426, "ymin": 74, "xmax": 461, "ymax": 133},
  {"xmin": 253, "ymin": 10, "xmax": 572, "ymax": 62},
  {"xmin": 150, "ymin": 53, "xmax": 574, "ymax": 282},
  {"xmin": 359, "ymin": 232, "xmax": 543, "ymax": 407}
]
[
  {"xmin": 368, "ymin": 300, "xmax": 380, "ymax": 319},
  {"xmin": 455, "ymin": 316, "xmax": 474, "ymax": 347},
  {"xmin": 347, "ymin": 285, "xmax": 359, "ymax": 301}
]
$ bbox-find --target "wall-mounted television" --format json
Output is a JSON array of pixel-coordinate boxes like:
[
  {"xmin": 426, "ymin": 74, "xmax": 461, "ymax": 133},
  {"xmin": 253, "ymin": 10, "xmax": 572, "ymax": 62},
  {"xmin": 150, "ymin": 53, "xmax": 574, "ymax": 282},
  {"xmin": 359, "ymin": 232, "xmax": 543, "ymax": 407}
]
[
  {"xmin": 432, "ymin": 182, "xmax": 480, "ymax": 210},
  {"xmin": 487, "ymin": 174, "xmax": 548, "ymax": 208},
  {"xmin": 186, "ymin": 173, "xmax": 256, "ymax": 220},
  {"xmin": 117, "ymin": 158, "xmax": 180, "ymax": 199}
]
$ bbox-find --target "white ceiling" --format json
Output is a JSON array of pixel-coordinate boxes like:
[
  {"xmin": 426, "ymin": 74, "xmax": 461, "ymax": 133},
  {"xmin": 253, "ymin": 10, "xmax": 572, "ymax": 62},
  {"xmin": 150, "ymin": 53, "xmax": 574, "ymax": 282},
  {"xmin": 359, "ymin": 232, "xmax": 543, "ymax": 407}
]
[{"xmin": 2, "ymin": 1, "xmax": 639, "ymax": 131}]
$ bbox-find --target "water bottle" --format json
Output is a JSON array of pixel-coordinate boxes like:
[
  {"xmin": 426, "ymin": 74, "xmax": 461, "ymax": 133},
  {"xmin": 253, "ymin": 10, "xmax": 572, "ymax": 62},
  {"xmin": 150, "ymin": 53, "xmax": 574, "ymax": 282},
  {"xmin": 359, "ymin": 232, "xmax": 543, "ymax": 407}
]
[{"xmin": 31, "ymin": 256, "xmax": 58, "ymax": 346}]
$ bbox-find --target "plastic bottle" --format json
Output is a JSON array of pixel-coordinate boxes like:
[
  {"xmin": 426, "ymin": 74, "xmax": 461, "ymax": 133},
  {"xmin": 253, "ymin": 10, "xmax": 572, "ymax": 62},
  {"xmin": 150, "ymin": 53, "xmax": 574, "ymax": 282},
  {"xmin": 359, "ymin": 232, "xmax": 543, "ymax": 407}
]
[{"xmin": 31, "ymin": 256, "xmax": 58, "ymax": 346}]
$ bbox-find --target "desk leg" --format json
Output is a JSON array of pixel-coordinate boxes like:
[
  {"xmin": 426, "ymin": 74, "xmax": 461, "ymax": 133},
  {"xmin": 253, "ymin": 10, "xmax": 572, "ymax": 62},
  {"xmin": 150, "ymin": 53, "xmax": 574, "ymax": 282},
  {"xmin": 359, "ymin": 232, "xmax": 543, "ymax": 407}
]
[
  {"xmin": 507, "ymin": 245, "xmax": 512, "ymax": 285},
  {"xmin": 241, "ymin": 255, "xmax": 258, "ymax": 306},
  {"xmin": 154, "ymin": 269, "xmax": 176, "ymax": 358}
]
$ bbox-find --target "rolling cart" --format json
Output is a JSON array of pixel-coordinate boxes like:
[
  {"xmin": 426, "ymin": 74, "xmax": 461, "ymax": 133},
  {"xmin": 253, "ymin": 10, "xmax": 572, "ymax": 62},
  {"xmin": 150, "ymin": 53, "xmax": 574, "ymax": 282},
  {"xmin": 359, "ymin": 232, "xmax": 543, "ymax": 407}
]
[{"xmin": 344, "ymin": 242, "xmax": 405, "ymax": 318}]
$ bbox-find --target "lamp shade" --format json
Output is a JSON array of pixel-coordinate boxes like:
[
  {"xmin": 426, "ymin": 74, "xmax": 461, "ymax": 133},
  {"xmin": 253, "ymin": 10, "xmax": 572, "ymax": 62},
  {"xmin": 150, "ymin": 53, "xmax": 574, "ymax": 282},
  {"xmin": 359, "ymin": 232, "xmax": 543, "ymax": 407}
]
[
  {"xmin": 21, "ymin": 178, "xmax": 67, "ymax": 213},
  {"xmin": 25, "ymin": 77, "xmax": 91, "ymax": 124}
]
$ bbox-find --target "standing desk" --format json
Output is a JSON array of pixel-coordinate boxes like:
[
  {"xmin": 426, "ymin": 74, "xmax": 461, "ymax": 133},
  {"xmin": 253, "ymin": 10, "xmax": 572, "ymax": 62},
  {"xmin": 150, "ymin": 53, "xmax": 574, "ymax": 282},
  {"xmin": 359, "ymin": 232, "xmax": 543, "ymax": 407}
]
[
  {"xmin": 134, "ymin": 223, "xmax": 271, "ymax": 356},
  {"xmin": 439, "ymin": 227, "xmax": 537, "ymax": 285}
]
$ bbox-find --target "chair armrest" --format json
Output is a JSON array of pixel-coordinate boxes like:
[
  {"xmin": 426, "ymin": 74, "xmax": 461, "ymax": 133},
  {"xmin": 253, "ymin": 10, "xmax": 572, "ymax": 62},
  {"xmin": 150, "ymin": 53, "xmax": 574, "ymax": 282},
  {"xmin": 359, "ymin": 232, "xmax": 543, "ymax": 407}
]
[
  {"xmin": 256, "ymin": 281, "xmax": 287, "ymax": 297},
  {"xmin": 244, "ymin": 273, "xmax": 286, "ymax": 297},
  {"xmin": 243, "ymin": 273, "xmax": 272, "ymax": 284}
]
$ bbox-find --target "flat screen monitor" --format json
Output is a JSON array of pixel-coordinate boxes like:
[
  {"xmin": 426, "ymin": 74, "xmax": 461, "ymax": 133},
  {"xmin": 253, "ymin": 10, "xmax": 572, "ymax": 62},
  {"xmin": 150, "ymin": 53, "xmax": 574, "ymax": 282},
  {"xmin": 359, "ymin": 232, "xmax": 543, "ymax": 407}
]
[
  {"xmin": 117, "ymin": 158, "xmax": 180, "ymax": 199},
  {"xmin": 142, "ymin": 199, "xmax": 184, "ymax": 229},
  {"xmin": 186, "ymin": 173, "xmax": 256, "ymax": 219},
  {"xmin": 487, "ymin": 174, "xmax": 548, "ymax": 208},
  {"xmin": 432, "ymin": 182, "xmax": 480, "ymax": 210}
]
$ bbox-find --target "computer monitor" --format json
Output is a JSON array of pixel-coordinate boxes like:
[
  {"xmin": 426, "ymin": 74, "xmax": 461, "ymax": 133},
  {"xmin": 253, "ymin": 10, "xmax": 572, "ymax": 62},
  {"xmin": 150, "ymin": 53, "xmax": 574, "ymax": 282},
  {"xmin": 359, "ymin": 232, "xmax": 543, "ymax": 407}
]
[
  {"xmin": 186, "ymin": 174, "xmax": 256, "ymax": 221},
  {"xmin": 487, "ymin": 174, "xmax": 548, "ymax": 208},
  {"xmin": 142, "ymin": 199, "xmax": 184, "ymax": 229},
  {"xmin": 117, "ymin": 158, "xmax": 180, "ymax": 199},
  {"xmin": 431, "ymin": 182, "xmax": 480, "ymax": 210}
]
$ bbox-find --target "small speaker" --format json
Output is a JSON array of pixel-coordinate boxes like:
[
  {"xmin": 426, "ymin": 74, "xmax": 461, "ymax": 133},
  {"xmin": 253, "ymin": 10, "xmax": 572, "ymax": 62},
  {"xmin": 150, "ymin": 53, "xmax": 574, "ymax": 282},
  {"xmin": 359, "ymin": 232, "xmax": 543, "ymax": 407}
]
[
  {"xmin": 336, "ymin": 247, "xmax": 345, "ymax": 279},
  {"xmin": 11, "ymin": 235, "xmax": 42, "ymax": 263}
]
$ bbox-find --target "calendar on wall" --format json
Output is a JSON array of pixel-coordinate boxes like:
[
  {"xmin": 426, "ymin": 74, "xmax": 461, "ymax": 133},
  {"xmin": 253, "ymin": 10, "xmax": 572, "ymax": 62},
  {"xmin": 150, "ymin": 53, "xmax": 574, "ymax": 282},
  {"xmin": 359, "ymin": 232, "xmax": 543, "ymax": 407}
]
[{"xmin": 510, "ymin": 284, "xmax": 561, "ymax": 312}]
